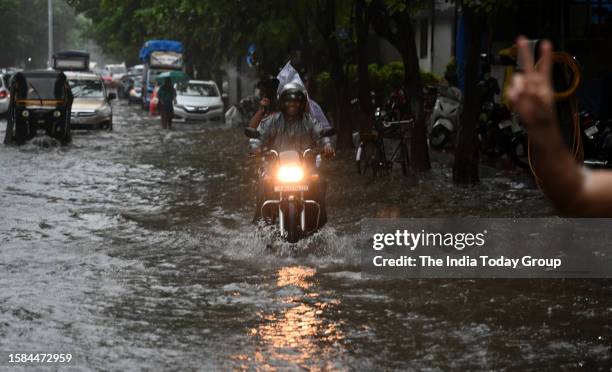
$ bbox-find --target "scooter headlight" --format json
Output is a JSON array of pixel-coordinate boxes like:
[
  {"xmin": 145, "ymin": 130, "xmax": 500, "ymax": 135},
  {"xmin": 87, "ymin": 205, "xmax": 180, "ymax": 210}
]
[
  {"xmin": 53, "ymin": 110, "xmax": 61, "ymax": 118},
  {"xmin": 22, "ymin": 110, "xmax": 29, "ymax": 118},
  {"xmin": 277, "ymin": 165, "xmax": 304, "ymax": 183}
]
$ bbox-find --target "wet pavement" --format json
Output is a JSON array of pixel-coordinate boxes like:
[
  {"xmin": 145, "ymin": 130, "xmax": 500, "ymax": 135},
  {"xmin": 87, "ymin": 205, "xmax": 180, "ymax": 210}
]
[{"xmin": 0, "ymin": 101, "xmax": 611, "ymax": 370}]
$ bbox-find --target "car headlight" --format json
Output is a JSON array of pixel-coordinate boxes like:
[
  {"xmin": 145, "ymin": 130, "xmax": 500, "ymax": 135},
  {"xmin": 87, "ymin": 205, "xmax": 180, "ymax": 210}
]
[
  {"xmin": 184, "ymin": 105, "xmax": 195, "ymax": 111},
  {"xmin": 53, "ymin": 110, "xmax": 61, "ymax": 118},
  {"xmin": 22, "ymin": 110, "xmax": 29, "ymax": 118},
  {"xmin": 96, "ymin": 105, "xmax": 111, "ymax": 116},
  {"xmin": 277, "ymin": 165, "xmax": 304, "ymax": 183}
]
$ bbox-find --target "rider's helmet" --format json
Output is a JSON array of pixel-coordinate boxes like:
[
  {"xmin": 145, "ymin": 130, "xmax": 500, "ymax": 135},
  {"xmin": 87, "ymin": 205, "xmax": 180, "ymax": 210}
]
[{"xmin": 279, "ymin": 82, "xmax": 307, "ymax": 115}]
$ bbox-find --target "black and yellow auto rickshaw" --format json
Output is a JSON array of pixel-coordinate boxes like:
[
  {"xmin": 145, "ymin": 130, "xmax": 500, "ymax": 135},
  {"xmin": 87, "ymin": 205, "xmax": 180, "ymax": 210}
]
[{"xmin": 3, "ymin": 70, "xmax": 73, "ymax": 145}]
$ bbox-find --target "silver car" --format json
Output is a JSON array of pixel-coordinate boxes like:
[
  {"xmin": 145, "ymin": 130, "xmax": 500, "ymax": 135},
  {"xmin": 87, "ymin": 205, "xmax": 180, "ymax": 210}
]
[
  {"xmin": 174, "ymin": 80, "xmax": 224, "ymax": 123},
  {"xmin": 0, "ymin": 74, "xmax": 10, "ymax": 115},
  {"xmin": 66, "ymin": 72, "xmax": 115, "ymax": 130}
]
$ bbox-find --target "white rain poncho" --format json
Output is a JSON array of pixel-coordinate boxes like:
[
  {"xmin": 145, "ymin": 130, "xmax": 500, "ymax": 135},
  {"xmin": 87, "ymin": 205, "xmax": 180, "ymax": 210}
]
[{"xmin": 276, "ymin": 62, "xmax": 331, "ymax": 129}]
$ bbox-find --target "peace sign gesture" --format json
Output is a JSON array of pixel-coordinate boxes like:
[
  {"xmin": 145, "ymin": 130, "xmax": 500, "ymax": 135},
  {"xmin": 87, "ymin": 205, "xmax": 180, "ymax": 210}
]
[{"xmin": 506, "ymin": 36, "xmax": 556, "ymax": 131}]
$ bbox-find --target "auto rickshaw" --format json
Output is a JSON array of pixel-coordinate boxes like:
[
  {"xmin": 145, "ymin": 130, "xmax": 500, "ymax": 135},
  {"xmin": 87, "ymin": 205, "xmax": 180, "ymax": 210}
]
[{"xmin": 3, "ymin": 70, "xmax": 73, "ymax": 145}]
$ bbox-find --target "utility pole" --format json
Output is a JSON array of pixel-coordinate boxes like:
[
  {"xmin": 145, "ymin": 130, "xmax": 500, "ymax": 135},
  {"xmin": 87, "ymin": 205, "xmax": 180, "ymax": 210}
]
[{"xmin": 48, "ymin": 0, "xmax": 53, "ymax": 68}]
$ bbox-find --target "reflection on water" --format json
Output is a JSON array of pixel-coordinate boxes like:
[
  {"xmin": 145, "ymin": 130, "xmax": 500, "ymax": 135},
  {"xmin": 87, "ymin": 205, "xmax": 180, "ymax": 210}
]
[
  {"xmin": 232, "ymin": 266, "xmax": 345, "ymax": 369},
  {"xmin": 276, "ymin": 266, "xmax": 316, "ymax": 289}
]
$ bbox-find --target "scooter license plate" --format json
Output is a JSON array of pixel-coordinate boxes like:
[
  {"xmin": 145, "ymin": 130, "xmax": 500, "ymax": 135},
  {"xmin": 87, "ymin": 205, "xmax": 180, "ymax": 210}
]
[
  {"xmin": 274, "ymin": 185, "xmax": 309, "ymax": 192},
  {"xmin": 585, "ymin": 126, "xmax": 599, "ymax": 137}
]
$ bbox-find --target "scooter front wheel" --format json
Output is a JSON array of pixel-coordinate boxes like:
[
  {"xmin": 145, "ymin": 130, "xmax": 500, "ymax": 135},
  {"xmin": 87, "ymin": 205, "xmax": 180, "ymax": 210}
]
[{"xmin": 429, "ymin": 126, "xmax": 451, "ymax": 149}]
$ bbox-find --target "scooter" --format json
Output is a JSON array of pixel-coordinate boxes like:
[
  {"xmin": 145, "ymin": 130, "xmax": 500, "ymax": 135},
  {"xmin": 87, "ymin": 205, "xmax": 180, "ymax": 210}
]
[
  {"xmin": 428, "ymin": 86, "xmax": 462, "ymax": 149},
  {"xmin": 245, "ymin": 127, "xmax": 335, "ymax": 243}
]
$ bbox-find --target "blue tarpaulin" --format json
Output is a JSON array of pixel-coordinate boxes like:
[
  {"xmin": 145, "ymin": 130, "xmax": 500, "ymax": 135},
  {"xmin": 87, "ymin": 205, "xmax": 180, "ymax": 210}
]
[{"xmin": 139, "ymin": 40, "xmax": 184, "ymax": 62}]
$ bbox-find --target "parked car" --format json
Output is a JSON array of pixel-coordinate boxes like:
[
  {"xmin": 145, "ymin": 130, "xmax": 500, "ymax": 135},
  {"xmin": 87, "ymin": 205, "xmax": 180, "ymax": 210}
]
[
  {"xmin": 174, "ymin": 80, "xmax": 224, "ymax": 123},
  {"xmin": 0, "ymin": 74, "xmax": 9, "ymax": 116},
  {"xmin": 66, "ymin": 71, "xmax": 115, "ymax": 130}
]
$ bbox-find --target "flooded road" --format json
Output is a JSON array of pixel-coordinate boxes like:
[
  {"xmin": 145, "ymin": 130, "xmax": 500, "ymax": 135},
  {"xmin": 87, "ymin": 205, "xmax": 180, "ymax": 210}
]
[{"xmin": 1, "ymin": 101, "xmax": 611, "ymax": 371}]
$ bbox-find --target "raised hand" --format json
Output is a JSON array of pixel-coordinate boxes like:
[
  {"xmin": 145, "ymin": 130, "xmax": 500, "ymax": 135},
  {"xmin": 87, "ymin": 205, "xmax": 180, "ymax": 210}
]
[{"xmin": 506, "ymin": 36, "xmax": 556, "ymax": 130}]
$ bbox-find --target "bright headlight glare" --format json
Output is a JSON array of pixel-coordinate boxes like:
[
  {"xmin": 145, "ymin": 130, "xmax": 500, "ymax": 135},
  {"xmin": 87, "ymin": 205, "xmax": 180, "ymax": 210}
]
[
  {"xmin": 277, "ymin": 166, "xmax": 304, "ymax": 183},
  {"xmin": 22, "ymin": 110, "xmax": 29, "ymax": 118},
  {"xmin": 53, "ymin": 110, "xmax": 61, "ymax": 118}
]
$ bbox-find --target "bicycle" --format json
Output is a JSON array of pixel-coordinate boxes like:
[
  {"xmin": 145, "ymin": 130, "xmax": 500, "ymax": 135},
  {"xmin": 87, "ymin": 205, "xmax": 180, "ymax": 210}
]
[{"xmin": 356, "ymin": 117, "xmax": 414, "ymax": 177}]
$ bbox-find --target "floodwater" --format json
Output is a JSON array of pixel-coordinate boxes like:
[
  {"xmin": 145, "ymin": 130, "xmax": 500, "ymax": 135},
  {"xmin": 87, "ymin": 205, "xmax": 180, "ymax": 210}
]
[{"xmin": 0, "ymin": 101, "xmax": 610, "ymax": 371}]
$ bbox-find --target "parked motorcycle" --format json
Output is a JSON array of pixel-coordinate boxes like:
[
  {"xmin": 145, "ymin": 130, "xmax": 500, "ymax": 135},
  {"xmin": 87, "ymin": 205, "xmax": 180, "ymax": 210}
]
[
  {"xmin": 580, "ymin": 111, "xmax": 612, "ymax": 168},
  {"xmin": 245, "ymin": 127, "xmax": 335, "ymax": 243},
  {"xmin": 428, "ymin": 86, "xmax": 462, "ymax": 149},
  {"xmin": 353, "ymin": 89, "xmax": 413, "ymax": 177},
  {"xmin": 477, "ymin": 102, "xmax": 529, "ymax": 169}
]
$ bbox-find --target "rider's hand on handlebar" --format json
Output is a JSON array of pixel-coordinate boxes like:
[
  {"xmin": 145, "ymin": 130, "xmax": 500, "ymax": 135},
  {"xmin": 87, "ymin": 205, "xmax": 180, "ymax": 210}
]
[
  {"xmin": 506, "ymin": 36, "xmax": 556, "ymax": 131},
  {"xmin": 322, "ymin": 145, "xmax": 335, "ymax": 158}
]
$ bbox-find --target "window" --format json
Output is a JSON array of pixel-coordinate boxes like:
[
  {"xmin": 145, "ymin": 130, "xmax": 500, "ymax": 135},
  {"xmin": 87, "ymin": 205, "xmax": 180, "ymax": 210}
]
[
  {"xmin": 420, "ymin": 19, "xmax": 429, "ymax": 58},
  {"xmin": 68, "ymin": 79, "xmax": 104, "ymax": 98},
  {"xmin": 177, "ymin": 83, "xmax": 219, "ymax": 97}
]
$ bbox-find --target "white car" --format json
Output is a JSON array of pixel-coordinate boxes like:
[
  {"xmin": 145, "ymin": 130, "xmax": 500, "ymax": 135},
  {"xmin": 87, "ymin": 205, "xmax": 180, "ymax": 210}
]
[
  {"xmin": 174, "ymin": 80, "xmax": 224, "ymax": 123},
  {"xmin": 0, "ymin": 74, "xmax": 10, "ymax": 115}
]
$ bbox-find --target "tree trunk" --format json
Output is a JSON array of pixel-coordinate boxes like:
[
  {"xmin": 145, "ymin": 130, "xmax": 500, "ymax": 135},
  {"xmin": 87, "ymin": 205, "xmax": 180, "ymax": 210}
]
[
  {"xmin": 399, "ymin": 25, "xmax": 430, "ymax": 172},
  {"xmin": 368, "ymin": 0, "xmax": 430, "ymax": 171},
  {"xmin": 355, "ymin": 0, "xmax": 371, "ymax": 114},
  {"xmin": 329, "ymin": 54, "xmax": 353, "ymax": 149},
  {"xmin": 311, "ymin": 0, "xmax": 353, "ymax": 148},
  {"xmin": 452, "ymin": 6, "xmax": 480, "ymax": 184}
]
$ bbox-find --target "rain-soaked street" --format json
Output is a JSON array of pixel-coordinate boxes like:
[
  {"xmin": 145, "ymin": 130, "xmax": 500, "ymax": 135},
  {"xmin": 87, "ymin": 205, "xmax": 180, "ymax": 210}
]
[{"xmin": 1, "ymin": 101, "xmax": 611, "ymax": 370}]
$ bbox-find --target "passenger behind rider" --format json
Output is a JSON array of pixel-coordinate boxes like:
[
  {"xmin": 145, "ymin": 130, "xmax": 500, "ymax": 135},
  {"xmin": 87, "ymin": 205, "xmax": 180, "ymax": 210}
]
[
  {"xmin": 248, "ymin": 78, "xmax": 279, "ymax": 129},
  {"xmin": 252, "ymin": 82, "xmax": 335, "ymax": 226},
  {"xmin": 248, "ymin": 75, "xmax": 331, "ymax": 130}
]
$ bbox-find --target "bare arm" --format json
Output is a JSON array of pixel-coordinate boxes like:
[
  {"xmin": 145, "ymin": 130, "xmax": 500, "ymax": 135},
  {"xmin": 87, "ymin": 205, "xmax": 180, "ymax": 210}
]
[
  {"xmin": 248, "ymin": 108, "xmax": 266, "ymax": 129},
  {"xmin": 248, "ymin": 97, "xmax": 271, "ymax": 129},
  {"xmin": 508, "ymin": 37, "xmax": 612, "ymax": 216}
]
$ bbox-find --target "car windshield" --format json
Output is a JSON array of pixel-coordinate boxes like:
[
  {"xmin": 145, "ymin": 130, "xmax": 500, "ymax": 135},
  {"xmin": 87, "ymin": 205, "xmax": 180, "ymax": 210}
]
[
  {"xmin": 177, "ymin": 83, "xmax": 218, "ymax": 97},
  {"xmin": 69, "ymin": 79, "xmax": 104, "ymax": 98},
  {"xmin": 26, "ymin": 77, "xmax": 65, "ymax": 100}
]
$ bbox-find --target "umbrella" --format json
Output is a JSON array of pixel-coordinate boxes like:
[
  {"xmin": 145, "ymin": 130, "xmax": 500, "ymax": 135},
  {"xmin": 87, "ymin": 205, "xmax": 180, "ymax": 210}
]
[{"xmin": 156, "ymin": 71, "xmax": 189, "ymax": 84}]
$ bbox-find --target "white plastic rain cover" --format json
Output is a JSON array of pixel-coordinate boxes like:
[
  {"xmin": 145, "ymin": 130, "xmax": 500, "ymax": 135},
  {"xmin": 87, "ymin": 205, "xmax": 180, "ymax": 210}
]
[{"xmin": 276, "ymin": 61, "xmax": 331, "ymax": 129}]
